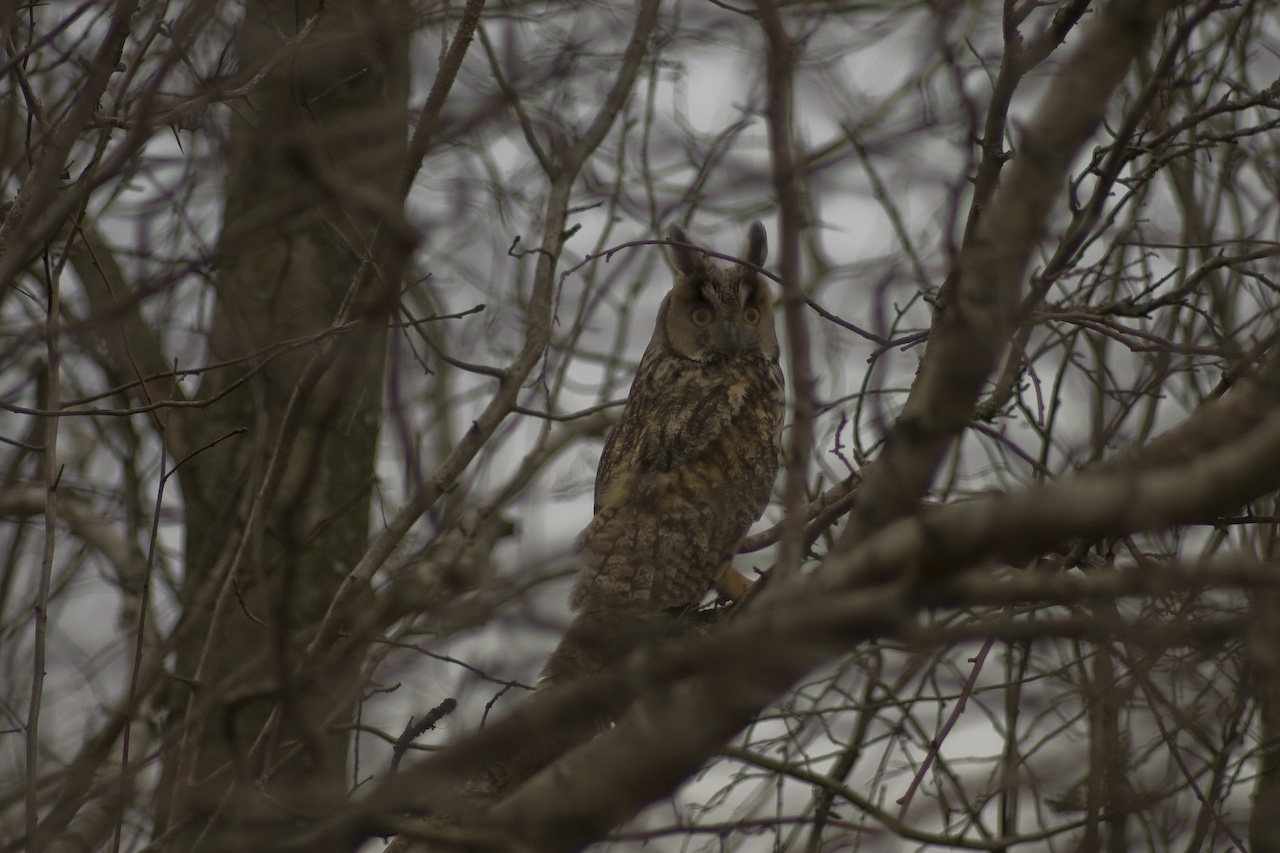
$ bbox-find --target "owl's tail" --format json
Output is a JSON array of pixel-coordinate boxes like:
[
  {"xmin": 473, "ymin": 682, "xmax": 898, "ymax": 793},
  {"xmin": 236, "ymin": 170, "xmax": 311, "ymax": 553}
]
[{"xmin": 538, "ymin": 606, "xmax": 684, "ymax": 691}]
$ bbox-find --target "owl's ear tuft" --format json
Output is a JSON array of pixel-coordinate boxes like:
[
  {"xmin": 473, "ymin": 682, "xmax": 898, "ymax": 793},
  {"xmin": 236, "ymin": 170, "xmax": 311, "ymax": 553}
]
[
  {"xmin": 742, "ymin": 221, "xmax": 768, "ymax": 269},
  {"xmin": 667, "ymin": 226, "xmax": 704, "ymax": 276}
]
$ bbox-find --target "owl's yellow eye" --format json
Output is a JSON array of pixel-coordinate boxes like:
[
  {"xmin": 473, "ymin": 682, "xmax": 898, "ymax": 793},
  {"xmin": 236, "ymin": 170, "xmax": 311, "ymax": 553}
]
[
  {"xmin": 691, "ymin": 306, "xmax": 713, "ymax": 326},
  {"xmin": 743, "ymin": 307, "xmax": 761, "ymax": 325}
]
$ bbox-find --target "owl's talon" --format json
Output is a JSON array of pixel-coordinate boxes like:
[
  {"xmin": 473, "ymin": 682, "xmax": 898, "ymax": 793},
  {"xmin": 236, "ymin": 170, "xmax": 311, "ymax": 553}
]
[{"xmin": 713, "ymin": 567, "xmax": 755, "ymax": 602}]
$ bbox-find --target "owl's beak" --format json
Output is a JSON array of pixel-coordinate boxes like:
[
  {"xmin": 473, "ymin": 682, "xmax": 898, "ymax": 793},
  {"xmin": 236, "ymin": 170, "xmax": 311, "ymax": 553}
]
[{"xmin": 715, "ymin": 324, "xmax": 745, "ymax": 358}]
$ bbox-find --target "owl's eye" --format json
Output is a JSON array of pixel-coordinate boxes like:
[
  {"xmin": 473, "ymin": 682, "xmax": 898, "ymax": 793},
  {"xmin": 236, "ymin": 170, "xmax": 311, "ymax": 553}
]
[
  {"xmin": 691, "ymin": 306, "xmax": 713, "ymax": 326},
  {"xmin": 743, "ymin": 307, "xmax": 761, "ymax": 325}
]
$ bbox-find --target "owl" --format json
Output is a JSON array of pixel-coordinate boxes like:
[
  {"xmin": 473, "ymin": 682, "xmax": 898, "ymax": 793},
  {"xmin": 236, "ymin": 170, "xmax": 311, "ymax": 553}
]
[{"xmin": 541, "ymin": 221, "xmax": 785, "ymax": 686}]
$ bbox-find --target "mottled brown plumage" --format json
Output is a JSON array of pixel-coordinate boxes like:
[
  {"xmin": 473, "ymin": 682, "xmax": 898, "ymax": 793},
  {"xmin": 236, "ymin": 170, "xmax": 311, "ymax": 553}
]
[{"xmin": 542, "ymin": 221, "xmax": 784, "ymax": 687}]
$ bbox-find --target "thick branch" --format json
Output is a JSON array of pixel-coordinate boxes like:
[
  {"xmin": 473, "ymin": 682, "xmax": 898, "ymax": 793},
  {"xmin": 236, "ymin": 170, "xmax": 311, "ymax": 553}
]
[
  {"xmin": 756, "ymin": 0, "xmax": 815, "ymax": 576},
  {"xmin": 834, "ymin": 0, "xmax": 1186, "ymax": 551},
  {"xmin": 0, "ymin": 0, "xmax": 139, "ymax": 285}
]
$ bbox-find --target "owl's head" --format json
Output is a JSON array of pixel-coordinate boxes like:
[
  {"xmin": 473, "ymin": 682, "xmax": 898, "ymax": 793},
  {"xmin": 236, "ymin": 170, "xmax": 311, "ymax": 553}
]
[{"xmin": 660, "ymin": 220, "xmax": 778, "ymax": 364}]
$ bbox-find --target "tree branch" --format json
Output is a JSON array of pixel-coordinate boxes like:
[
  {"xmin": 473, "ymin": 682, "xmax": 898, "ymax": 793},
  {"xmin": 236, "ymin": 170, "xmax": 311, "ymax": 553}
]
[{"xmin": 833, "ymin": 0, "xmax": 1188, "ymax": 553}]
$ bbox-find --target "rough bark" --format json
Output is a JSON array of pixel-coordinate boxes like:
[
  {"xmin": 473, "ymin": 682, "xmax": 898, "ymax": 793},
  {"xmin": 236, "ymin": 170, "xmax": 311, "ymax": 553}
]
[{"xmin": 158, "ymin": 2, "xmax": 410, "ymax": 846}]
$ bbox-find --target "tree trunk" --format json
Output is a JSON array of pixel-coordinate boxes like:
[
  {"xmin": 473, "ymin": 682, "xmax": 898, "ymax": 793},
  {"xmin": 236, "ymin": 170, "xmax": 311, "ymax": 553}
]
[{"xmin": 158, "ymin": 2, "xmax": 409, "ymax": 846}]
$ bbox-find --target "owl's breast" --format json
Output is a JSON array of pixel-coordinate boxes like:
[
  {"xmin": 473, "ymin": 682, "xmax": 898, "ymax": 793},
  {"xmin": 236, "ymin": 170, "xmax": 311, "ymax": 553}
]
[{"xmin": 637, "ymin": 355, "xmax": 782, "ymax": 515}]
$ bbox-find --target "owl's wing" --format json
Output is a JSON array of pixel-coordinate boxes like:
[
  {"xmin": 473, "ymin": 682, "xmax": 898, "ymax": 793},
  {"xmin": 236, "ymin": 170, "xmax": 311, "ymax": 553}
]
[{"xmin": 593, "ymin": 422, "xmax": 626, "ymax": 514}]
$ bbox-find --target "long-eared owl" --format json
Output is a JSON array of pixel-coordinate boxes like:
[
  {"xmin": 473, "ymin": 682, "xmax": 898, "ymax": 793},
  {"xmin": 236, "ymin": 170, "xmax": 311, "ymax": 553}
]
[{"xmin": 542, "ymin": 221, "xmax": 785, "ymax": 686}]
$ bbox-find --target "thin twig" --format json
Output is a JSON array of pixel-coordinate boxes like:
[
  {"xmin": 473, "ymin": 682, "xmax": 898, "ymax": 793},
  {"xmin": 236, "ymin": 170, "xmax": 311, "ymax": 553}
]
[
  {"xmin": 896, "ymin": 637, "xmax": 996, "ymax": 819},
  {"xmin": 26, "ymin": 247, "xmax": 62, "ymax": 853}
]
